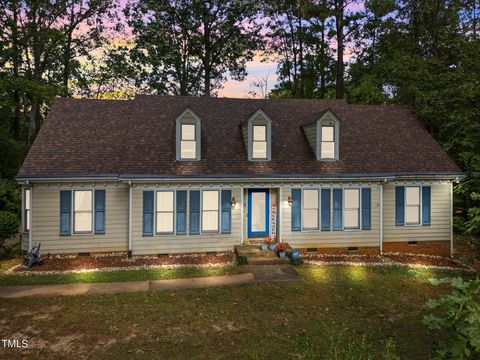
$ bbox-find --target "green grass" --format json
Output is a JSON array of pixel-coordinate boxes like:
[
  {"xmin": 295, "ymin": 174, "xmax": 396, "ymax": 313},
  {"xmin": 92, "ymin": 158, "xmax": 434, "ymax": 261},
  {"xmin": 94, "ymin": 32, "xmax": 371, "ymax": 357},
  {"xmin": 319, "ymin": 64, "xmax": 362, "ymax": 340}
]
[
  {"xmin": 0, "ymin": 258, "xmax": 242, "ymax": 286},
  {"xmin": 0, "ymin": 264, "xmax": 470, "ymax": 360}
]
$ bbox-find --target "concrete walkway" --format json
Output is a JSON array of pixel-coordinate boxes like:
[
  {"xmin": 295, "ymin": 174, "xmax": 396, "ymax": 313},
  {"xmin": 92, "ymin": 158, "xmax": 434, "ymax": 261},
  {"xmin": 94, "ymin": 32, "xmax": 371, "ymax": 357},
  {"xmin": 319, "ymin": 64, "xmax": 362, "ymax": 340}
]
[{"xmin": 0, "ymin": 266, "xmax": 302, "ymax": 298}]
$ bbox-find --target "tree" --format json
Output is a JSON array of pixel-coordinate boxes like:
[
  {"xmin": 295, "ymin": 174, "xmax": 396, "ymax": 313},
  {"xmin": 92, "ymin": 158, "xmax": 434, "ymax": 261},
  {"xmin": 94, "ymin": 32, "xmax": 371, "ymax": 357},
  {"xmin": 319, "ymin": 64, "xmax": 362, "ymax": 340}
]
[{"xmin": 126, "ymin": 0, "xmax": 262, "ymax": 96}]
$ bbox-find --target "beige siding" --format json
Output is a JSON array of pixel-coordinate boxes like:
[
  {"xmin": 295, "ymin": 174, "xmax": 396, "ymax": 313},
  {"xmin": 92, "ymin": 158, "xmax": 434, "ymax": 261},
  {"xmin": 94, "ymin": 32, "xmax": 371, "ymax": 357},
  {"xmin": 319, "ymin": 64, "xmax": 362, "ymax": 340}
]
[
  {"xmin": 30, "ymin": 186, "xmax": 129, "ymax": 253},
  {"xmin": 131, "ymin": 188, "xmax": 242, "ymax": 255},
  {"xmin": 383, "ymin": 183, "xmax": 451, "ymax": 242},
  {"xmin": 281, "ymin": 186, "xmax": 380, "ymax": 248}
]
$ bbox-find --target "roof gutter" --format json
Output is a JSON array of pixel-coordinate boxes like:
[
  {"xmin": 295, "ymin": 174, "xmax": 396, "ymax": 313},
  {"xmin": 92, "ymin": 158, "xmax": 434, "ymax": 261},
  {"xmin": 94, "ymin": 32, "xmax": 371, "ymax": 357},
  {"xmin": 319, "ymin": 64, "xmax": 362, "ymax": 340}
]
[{"xmin": 15, "ymin": 173, "xmax": 464, "ymax": 183}]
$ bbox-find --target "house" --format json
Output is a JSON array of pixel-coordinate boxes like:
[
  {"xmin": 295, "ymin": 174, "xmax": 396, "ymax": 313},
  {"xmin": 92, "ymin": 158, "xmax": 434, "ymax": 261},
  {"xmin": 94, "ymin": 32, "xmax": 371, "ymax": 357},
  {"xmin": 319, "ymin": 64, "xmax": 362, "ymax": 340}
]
[{"xmin": 16, "ymin": 96, "xmax": 463, "ymax": 257}]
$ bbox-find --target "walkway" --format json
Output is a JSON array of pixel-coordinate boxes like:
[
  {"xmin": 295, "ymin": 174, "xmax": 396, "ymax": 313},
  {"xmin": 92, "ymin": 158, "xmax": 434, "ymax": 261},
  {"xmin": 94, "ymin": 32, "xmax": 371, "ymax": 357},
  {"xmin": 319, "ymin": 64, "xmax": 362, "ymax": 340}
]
[{"xmin": 0, "ymin": 265, "xmax": 301, "ymax": 298}]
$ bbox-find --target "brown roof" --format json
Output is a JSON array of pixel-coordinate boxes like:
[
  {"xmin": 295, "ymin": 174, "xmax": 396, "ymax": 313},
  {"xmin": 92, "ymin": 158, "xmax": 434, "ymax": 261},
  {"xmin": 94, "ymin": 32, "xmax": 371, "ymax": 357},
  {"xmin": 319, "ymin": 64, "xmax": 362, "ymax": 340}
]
[{"xmin": 17, "ymin": 95, "xmax": 462, "ymax": 179}]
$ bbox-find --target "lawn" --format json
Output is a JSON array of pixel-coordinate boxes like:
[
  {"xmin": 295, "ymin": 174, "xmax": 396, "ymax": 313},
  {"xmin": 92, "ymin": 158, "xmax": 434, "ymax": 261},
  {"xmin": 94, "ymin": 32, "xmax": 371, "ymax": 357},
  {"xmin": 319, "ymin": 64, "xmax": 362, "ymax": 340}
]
[
  {"xmin": 0, "ymin": 265, "xmax": 470, "ymax": 360},
  {"xmin": 0, "ymin": 258, "xmax": 242, "ymax": 286}
]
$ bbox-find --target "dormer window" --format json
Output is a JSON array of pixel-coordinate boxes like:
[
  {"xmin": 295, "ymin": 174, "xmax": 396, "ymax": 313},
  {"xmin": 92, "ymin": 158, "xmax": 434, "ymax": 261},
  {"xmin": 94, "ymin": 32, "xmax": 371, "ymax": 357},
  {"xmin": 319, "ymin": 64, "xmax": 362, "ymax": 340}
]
[
  {"xmin": 320, "ymin": 126, "xmax": 335, "ymax": 159},
  {"xmin": 176, "ymin": 109, "xmax": 201, "ymax": 161},
  {"xmin": 252, "ymin": 125, "xmax": 267, "ymax": 159},
  {"xmin": 246, "ymin": 109, "xmax": 272, "ymax": 161},
  {"xmin": 316, "ymin": 110, "xmax": 340, "ymax": 161}
]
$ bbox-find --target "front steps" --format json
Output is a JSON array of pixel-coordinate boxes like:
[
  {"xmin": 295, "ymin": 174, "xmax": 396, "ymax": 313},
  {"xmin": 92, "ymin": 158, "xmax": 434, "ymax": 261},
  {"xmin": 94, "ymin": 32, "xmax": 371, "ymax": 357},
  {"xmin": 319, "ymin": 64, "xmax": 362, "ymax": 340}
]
[{"xmin": 234, "ymin": 245, "xmax": 290, "ymax": 265}]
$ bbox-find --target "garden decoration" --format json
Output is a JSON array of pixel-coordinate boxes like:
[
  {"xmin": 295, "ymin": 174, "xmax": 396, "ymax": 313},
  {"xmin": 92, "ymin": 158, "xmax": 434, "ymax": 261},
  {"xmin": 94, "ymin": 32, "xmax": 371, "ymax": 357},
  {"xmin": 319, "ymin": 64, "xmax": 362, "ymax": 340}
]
[{"xmin": 275, "ymin": 242, "xmax": 289, "ymax": 258}]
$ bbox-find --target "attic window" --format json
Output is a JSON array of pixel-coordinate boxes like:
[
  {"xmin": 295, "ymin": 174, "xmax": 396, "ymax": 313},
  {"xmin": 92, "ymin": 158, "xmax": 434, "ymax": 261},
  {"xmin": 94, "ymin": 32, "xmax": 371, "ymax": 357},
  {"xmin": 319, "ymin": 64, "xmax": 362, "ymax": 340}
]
[
  {"xmin": 247, "ymin": 110, "xmax": 272, "ymax": 161},
  {"xmin": 176, "ymin": 109, "xmax": 201, "ymax": 161},
  {"xmin": 316, "ymin": 111, "xmax": 340, "ymax": 161}
]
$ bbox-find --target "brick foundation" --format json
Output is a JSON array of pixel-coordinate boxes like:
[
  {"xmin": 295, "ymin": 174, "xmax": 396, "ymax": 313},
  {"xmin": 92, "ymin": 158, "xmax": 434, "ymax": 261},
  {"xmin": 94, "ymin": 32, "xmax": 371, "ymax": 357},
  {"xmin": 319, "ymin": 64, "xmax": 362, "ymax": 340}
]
[{"xmin": 382, "ymin": 240, "xmax": 451, "ymax": 257}]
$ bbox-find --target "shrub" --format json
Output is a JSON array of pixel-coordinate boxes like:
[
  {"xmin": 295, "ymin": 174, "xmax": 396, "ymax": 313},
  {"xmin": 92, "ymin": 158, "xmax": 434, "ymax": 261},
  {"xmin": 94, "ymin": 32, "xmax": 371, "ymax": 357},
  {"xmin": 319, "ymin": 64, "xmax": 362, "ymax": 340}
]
[
  {"xmin": 0, "ymin": 211, "xmax": 19, "ymax": 244},
  {"xmin": 423, "ymin": 277, "xmax": 480, "ymax": 359},
  {"xmin": 235, "ymin": 255, "xmax": 248, "ymax": 265}
]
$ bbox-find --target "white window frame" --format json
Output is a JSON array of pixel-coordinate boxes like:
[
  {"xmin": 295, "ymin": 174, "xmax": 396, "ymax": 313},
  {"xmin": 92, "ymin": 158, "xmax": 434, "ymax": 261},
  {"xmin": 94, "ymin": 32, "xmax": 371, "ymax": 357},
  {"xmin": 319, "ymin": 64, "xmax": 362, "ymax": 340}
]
[
  {"xmin": 247, "ymin": 109, "xmax": 272, "ymax": 162},
  {"xmin": 180, "ymin": 123, "xmax": 197, "ymax": 160},
  {"xmin": 405, "ymin": 186, "xmax": 422, "ymax": 226},
  {"xmin": 24, "ymin": 188, "xmax": 31, "ymax": 232},
  {"xmin": 201, "ymin": 190, "xmax": 220, "ymax": 233},
  {"xmin": 302, "ymin": 189, "xmax": 319, "ymax": 231},
  {"xmin": 252, "ymin": 124, "xmax": 268, "ymax": 160},
  {"xmin": 343, "ymin": 188, "xmax": 361, "ymax": 230},
  {"xmin": 155, "ymin": 190, "xmax": 175, "ymax": 235},
  {"xmin": 316, "ymin": 110, "xmax": 340, "ymax": 161},
  {"xmin": 73, "ymin": 190, "xmax": 93, "ymax": 235},
  {"xmin": 320, "ymin": 125, "xmax": 335, "ymax": 159},
  {"xmin": 175, "ymin": 109, "xmax": 201, "ymax": 161}
]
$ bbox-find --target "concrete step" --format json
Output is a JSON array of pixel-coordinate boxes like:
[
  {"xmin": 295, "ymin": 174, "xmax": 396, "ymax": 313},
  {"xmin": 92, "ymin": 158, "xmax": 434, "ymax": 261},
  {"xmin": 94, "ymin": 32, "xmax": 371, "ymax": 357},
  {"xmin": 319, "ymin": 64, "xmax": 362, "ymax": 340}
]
[{"xmin": 235, "ymin": 245, "xmax": 290, "ymax": 265}]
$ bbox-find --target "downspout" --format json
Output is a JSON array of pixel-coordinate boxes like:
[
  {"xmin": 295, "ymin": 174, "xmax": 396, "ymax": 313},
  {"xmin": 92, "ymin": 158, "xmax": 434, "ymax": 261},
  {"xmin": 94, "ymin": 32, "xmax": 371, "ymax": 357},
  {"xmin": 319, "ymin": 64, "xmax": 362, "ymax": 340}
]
[
  {"xmin": 278, "ymin": 185, "xmax": 282, "ymax": 243},
  {"xmin": 450, "ymin": 180, "xmax": 454, "ymax": 257},
  {"xmin": 28, "ymin": 183, "xmax": 33, "ymax": 250},
  {"xmin": 240, "ymin": 187, "xmax": 244, "ymax": 245},
  {"xmin": 128, "ymin": 181, "xmax": 132, "ymax": 258},
  {"xmin": 379, "ymin": 181, "xmax": 384, "ymax": 255}
]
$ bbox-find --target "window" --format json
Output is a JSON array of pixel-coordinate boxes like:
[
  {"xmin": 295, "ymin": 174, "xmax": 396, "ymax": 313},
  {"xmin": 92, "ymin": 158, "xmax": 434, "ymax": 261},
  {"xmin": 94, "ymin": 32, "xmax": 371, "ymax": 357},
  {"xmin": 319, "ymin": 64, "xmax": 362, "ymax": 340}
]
[
  {"xmin": 156, "ymin": 191, "xmax": 174, "ymax": 233},
  {"xmin": 202, "ymin": 190, "xmax": 219, "ymax": 231},
  {"xmin": 405, "ymin": 186, "xmax": 420, "ymax": 225},
  {"xmin": 176, "ymin": 109, "xmax": 201, "ymax": 161},
  {"xmin": 302, "ymin": 189, "xmax": 319, "ymax": 230},
  {"xmin": 252, "ymin": 125, "xmax": 267, "ymax": 159},
  {"xmin": 74, "ymin": 190, "xmax": 92, "ymax": 233},
  {"xmin": 180, "ymin": 123, "xmax": 196, "ymax": 159},
  {"xmin": 321, "ymin": 126, "xmax": 335, "ymax": 159},
  {"xmin": 344, "ymin": 189, "xmax": 360, "ymax": 229},
  {"xmin": 24, "ymin": 189, "xmax": 30, "ymax": 232}
]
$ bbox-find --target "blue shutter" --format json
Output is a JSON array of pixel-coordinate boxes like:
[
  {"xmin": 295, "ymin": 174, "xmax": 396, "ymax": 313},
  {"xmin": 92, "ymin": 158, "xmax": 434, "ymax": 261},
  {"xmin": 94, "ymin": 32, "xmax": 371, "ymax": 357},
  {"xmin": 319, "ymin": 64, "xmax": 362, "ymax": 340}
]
[
  {"xmin": 291, "ymin": 189, "xmax": 301, "ymax": 231},
  {"xmin": 143, "ymin": 191, "xmax": 154, "ymax": 236},
  {"xmin": 221, "ymin": 190, "xmax": 232, "ymax": 234},
  {"xmin": 422, "ymin": 186, "xmax": 431, "ymax": 226},
  {"xmin": 361, "ymin": 188, "xmax": 371, "ymax": 230},
  {"xmin": 333, "ymin": 189, "xmax": 343, "ymax": 230},
  {"xmin": 395, "ymin": 186, "xmax": 405, "ymax": 226},
  {"xmin": 60, "ymin": 190, "xmax": 72, "ymax": 236},
  {"xmin": 321, "ymin": 189, "xmax": 331, "ymax": 231},
  {"xmin": 176, "ymin": 191, "xmax": 187, "ymax": 235},
  {"xmin": 94, "ymin": 190, "xmax": 105, "ymax": 234},
  {"xmin": 189, "ymin": 190, "xmax": 200, "ymax": 235}
]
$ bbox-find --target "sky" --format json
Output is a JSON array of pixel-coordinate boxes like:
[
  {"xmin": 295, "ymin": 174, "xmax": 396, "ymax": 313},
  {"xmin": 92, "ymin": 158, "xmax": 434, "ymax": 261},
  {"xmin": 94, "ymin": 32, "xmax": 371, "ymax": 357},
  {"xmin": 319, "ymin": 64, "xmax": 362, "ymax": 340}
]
[{"xmin": 110, "ymin": 0, "xmax": 365, "ymax": 98}]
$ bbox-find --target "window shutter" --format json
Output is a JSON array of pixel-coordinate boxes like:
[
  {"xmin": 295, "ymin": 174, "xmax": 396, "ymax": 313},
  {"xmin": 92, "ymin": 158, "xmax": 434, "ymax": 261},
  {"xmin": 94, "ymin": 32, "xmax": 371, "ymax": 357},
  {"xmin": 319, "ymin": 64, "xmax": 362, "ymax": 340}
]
[
  {"xmin": 361, "ymin": 188, "xmax": 371, "ymax": 230},
  {"xmin": 176, "ymin": 190, "xmax": 187, "ymax": 235},
  {"xmin": 321, "ymin": 189, "xmax": 331, "ymax": 231},
  {"xmin": 333, "ymin": 189, "xmax": 343, "ymax": 230},
  {"xmin": 60, "ymin": 190, "xmax": 72, "ymax": 236},
  {"xmin": 221, "ymin": 190, "xmax": 232, "ymax": 234},
  {"xmin": 143, "ymin": 191, "xmax": 154, "ymax": 236},
  {"xmin": 94, "ymin": 190, "xmax": 105, "ymax": 234},
  {"xmin": 291, "ymin": 189, "xmax": 301, "ymax": 231},
  {"xmin": 395, "ymin": 186, "xmax": 405, "ymax": 226},
  {"xmin": 422, "ymin": 186, "xmax": 431, "ymax": 226},
  {"xmin": 189, "ymin": 190, "xmax": 200, "ymax": 235}
]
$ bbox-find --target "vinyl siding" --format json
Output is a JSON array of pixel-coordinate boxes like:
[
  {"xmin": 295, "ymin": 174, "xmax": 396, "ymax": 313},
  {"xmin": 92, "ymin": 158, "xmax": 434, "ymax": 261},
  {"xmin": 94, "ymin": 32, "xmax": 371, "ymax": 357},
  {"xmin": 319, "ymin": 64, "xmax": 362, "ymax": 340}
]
[
  {"xmin": 29, "ymin": 186, "xmax": 129, "ymax": 253},
  {"xmin": 281, "ymin": 185, "xmax": 380, "ymax": 248},
  {"xmin": 131, "ymin": 187, "xmax": 242, "ymax": 255},
  {"xmin": 383, "ymin": 183, "xmax": 451, "ymax": 242},
  {"xmin": 302, "ymin": 124, "xmax": 316, "ymax": 156}
]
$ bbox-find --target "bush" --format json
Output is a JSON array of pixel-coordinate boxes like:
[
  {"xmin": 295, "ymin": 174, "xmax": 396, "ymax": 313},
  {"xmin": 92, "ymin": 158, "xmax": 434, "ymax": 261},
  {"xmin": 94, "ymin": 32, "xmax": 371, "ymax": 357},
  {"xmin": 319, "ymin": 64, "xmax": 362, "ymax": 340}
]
[
  {"xmin": 0, "ymin": 211, "xmax": 19, "ymax": 244},
  {"xmin": 423, "ymin": 277, "xmax": 480, "ymax": 359},
  {"xmin": 235, "ymin": 255, "xmax": 248, "ymax": 265}
]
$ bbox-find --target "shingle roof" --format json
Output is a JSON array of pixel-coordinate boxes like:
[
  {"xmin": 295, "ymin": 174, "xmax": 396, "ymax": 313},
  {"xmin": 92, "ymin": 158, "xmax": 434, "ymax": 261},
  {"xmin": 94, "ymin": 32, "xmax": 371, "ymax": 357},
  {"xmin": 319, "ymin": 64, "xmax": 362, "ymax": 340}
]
[{"xmin": 17, "ymin": 95, "xmax": 462, "ymax": 179}]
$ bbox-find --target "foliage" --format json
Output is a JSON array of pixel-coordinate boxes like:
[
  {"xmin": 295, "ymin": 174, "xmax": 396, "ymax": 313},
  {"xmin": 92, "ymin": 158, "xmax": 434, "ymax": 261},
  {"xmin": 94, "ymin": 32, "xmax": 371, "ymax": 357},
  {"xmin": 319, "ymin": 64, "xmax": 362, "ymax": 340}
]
[
  {"xmin": 275, "ymin": 241, "xmax": 289, "ymax": 253},
  {"xmin": 125, "ymin": 0, "xmax": 263, "ymax": 96},
  {"xmin": 423, "ymin": 277, "xmax": 480, "ymax": 359},
  {"xmin": 235, "ymin": 255, "xmax": 248, "ymax": 265},
  {"xmin": 0, "ymin": 211, "xmax": 19, "ymax": 244},
  {"xmin": 264, "ymin": 235, "xmax": 277, "ymax": 245}
]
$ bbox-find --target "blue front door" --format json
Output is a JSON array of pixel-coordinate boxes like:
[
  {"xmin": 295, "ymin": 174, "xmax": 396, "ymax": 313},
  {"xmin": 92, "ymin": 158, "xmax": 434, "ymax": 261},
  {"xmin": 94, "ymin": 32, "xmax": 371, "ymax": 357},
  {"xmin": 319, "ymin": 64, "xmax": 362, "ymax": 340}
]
[{"xmin": 248, "ymin": 189, "xmax": 270, "ymax": 237}]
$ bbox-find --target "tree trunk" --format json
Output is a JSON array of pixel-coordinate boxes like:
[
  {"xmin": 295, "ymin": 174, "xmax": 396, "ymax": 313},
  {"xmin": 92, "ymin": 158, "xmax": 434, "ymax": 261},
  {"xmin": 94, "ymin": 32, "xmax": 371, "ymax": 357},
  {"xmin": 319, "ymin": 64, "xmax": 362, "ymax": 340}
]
[
  {"xmin": 335, "ymin": 0, "xmax": 344, "ymax": 99},
  {"xmin": 62, "ymin": 32, "xmax": 73, "ymax": 96},
  {"xmin": 28, "ymin": 97, "xmax": 38, "ymax": 143},
  {"xmin": 12, "ymin": 1, "xmax": 21, "ymax": 140}
]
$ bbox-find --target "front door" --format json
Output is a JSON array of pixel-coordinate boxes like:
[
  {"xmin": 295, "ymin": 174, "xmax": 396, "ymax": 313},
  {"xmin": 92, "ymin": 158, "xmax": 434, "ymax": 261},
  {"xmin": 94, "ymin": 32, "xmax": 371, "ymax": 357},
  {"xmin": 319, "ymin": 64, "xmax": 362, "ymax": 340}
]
[{"xmin": 248, "ymin": 189, "xmax": 270, "ymax": 237}]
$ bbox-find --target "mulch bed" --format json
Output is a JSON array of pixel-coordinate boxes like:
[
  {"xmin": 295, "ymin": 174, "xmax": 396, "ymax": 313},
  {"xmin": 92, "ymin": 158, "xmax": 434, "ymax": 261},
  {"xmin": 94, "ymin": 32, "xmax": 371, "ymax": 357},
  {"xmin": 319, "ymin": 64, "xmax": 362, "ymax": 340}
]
[
  {"xmin": 384, "ymin": 253, "xmax": 467, "ymax": 269},
  {"xmin": 13, "ymin": 252, "xmax": 235, "ymax": 273}
]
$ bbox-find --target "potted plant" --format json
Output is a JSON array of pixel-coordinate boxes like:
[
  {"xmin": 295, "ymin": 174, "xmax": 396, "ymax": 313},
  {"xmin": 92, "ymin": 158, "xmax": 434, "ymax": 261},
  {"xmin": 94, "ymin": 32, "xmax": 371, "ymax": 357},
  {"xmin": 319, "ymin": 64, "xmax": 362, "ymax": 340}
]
[
  {"xmin": 275, "ymin": 242, "xmax": 289, "ymax": 258},
  {"xmin": 261, "ymin": 236, "xmax": 268, "ymax": 253},
  {"xmin": 265, "ymin": 236, "xmax": 277, "ymax": 251}
]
